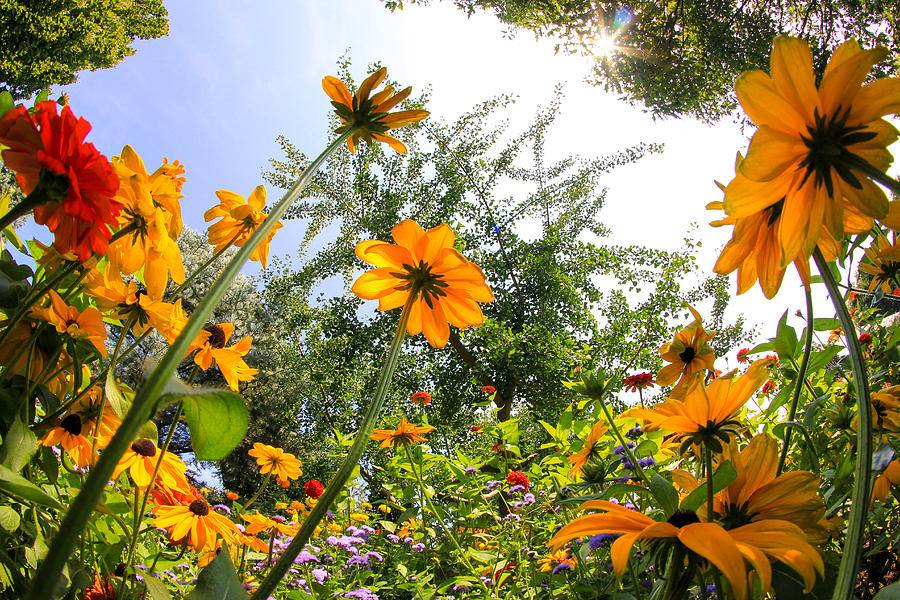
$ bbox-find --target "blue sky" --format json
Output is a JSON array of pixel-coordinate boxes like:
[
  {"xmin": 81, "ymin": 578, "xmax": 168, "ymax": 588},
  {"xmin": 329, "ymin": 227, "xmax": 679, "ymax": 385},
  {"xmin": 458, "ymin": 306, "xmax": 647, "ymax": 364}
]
[{"xmin": 33, "ymin": 1, "xmax": 898, "ymax": 349}]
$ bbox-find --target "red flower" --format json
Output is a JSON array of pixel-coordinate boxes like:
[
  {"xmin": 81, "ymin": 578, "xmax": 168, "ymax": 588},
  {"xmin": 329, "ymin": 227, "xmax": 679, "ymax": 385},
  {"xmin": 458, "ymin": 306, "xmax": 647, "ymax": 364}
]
[
  {"xmin": 304, "ymin": 479, "xmax": 324, "ymax": 499},
  {"xmin": 470, "ymin": 426, "xmax": 483, "ymax": 432},
  {"xmin": 859, "ymin": 333, "xmax": 873, "ymax": 345},
  {"xmin": 761, "ymin": 380, "xmax": 776, "ymax": 395},
  {"xmin": 83, "ymin": 574, "xmax": 116, "ymax": 600},
  {"xmin": 622, "ymin": 373, "xmax": 654, "ymax": 392},
  {"xmin": 505, "ymin": 470, "xmax": 530, "ymax": 490},
  {"xmin": 736, "ymin": 348, "xmax": 750, "ymax": 363},
  {"xmin": 0, "ymin": 102, "xmax": 121, "ymax": 261},
  {"xmin": 491, "ymin": 442, "xmax": 503, "ymax": 452},
  {"xmin": 482, "ymin": 385, "xmax": 496, "ymax": 395},
  {"xmin": 410, "ymin": 391, "xmax": 432, "ymax": 406},
  {"xmin": 226, "ymin": 491, "xmax": 238, "ymax": 501}
]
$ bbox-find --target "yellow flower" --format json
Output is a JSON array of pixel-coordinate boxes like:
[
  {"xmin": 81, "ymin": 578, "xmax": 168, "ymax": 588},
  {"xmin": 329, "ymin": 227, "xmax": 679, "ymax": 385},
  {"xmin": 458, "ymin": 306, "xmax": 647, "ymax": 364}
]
[
  {"xmin": 868, "ymin": 386, "xmax": 900, "ymax": 432},
  {"xmin": 0, "ymin": 319, "xmax": 70, "ymax": 397},
  {"xmin": 204, "ymin": 185, "xmax": 282, "ymax": 269},
  {"xmin": 873, "ymin": 459, "xmax": 900, "ymax": 503},
  {"xmin": 154, "ymin": 496, "xmax": 240, "ymax": 553},
  {"xmin": 859, "ymin": 234, "xmax": 900, "ymax": 294},
  {"xmin": 107, "ymin": 145, "xmax": 186, "ymax": 299},
  {"xmin": 30, "ymin": 290, "xmax": 107, "ymax": 357},
  {"xmin": 323, "ymin": 67, "xmax": 429, "ymax": 154},
  {"xmin": 189, "ymin": 323, "xmax": 258, "ymax": 391},
  {"xmin": 247, "ymin": 442, "xmax": 302, "ymax": 482},
  {"xmin": 536, "ymin": 549, "xmax": 576, "ymax": 572},
  {"xmin": 370, "ymin": 417, "xmax": 436, "ymax": 448},
  {"xmin": 568, "ymin": 420, "xmax": 608, "ymax": 479},
  {"xmin": 352, "ymin": 219, "xmax": 494, "ymax": 348},
  {"xmin": 113, "ymin": 438, "xmax": 192, "ymax": 493},
  {"xmin": 40, "ymin": 413, "xmax": 97, "ymax": 467},
  {"xmin": 725, "ymin": 36, "xmax": 899, "ymax": 265},
  {"xmin": 656, "ymin": 305, "xmax": 716, "ymax": 394}
]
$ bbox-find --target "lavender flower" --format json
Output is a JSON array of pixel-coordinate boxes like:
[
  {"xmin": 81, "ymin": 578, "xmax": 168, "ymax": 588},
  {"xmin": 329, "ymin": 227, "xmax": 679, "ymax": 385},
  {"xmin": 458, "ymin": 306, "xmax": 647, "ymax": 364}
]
[
  {"xmin": 523, "ymin": 492, "xmax": 536, "ymax": 504},
  {"xmin": 295, "ymin": 550, "xmax": 320, "ymax": 564},
  {"xmin": 613, "ymin": 442, "xmax": 635, "ymax": 455},
  {"xmin": 344, "ymin": 588, "xmax": 378, "ymax": 600},
  {"xmin": 365, "ymin": 551, "xmax": 384, "ymax": 562},
  {"xmin": 552, "ymin": 563, "xmax": 573, "ymax": 575},
  {"xmin": 386, "ymin": 534, "xmax": 400, "ymax": 543},
  {"xmin": 411, "ymin": 543, "xmax": 425, "ymax": 553},
  {"xmin": 345, "ymin": 555, "xmax": 371, "ymax": 569},
  {"xmin": 212, "ymin": 504, "xmax": 231, "ymax": 516},
  {"xmin": 312, "ymin": 567, "xmax": 328, "ymax": 584},
  {"xmin": 464, "ymin": 466, "xmax": 478, "ymax": 474}
]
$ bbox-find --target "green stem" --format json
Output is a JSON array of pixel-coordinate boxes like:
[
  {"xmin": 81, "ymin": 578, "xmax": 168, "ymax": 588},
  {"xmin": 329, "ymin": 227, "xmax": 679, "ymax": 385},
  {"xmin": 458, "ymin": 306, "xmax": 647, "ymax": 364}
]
[
  {"xmin": 778, "ymin": 286, "xmax": 814, "ymax": 476},
  {"xmin": 814, "ymin": 248, "xmax": 872, "ymax": 600},
  {"xmin": 704, "ymin": 444, "xmax": 724, "ymax": 599},
  {"xmin": 241, "ymin": 472, "xmax": 271, "ymax": 514},
  {"xmin": 248, "ymin": 286, "xmax": 414, "ymax": 600},
  {"xmin": 0, "ymin": 261, "xmax": 77, "ymax": 351},
  {"xmin": 595, "ymin": 392, "xmax": 653, "ymax": 493},
  {"xmin": 165, "ymin": 231, "xmax": 241, "ymax": 301},
  {"xmin": 0, "ymin": 190, "xmax": 43, "ymax": 231},
  {"xmin": 25, "ymin": 129, "xmax": 356, "ymax": 600}
]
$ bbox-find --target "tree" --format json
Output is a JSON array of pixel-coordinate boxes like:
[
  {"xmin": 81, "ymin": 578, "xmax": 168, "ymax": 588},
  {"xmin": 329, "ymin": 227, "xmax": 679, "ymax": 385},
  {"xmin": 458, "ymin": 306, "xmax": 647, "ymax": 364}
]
[
  {"xmin": 382, "ymin": 0, "xmax": 900, "ymax": 121},
  {"xmin": 0, "ymin": 0, "xmax": 169, "ymax": 99}
]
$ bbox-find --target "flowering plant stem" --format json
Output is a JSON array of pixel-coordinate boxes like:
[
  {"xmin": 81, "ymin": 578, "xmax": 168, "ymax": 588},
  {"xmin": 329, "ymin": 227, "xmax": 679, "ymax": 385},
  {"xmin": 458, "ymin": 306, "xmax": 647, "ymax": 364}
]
[
  {"xmin": 777, "ymin": 287, "xmax": 814, "ymax": 476},
  {"xmin": 595, "ymin": 392, "xmax": 653, "ymax": 493},
  {"xmin": 813, "ymin": 247, "xmax": 872, "ymax": 600},
  {"xmin": 248, "ymin": 288, "xmax": 416, "ymax": 600},
  {"xmin": 25, "ymin": 129, "xmax": 356, "ymax": 600}
]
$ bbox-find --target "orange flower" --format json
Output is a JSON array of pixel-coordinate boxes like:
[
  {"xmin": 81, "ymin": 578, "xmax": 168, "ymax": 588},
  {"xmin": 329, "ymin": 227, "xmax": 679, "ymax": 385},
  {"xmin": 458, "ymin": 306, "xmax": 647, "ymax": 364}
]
[
  {"xmin": 189, "ymin": 323, "xmax": 257, "ymax": 391},
  {"xmin": 410, "ymin": 391, "xmax": 432, "ymax": 406},
  {"xmin": 656, "ymin": 305, "xmax": 716, "ymax": 394},
  {"xmin": 226, "ymin": 491, "xmax": 239, "ymax": 501},
  {"xmin": 30, "ymin": 290, "xmax": 107, "ymax": 356},
  {"xmin": 323, "ymin": 67, "xmax": 429, "ymax": 154},
  {"xmin": 204, "ymin": 185, "xmax": 281, "ymax": 269},
  {"xmin": 569, "ymin": 420, "xmax": 609, "ymax": 478},
  {"xmin": 247, "ymin": 442, "xmax": 303, "ymax": 482},
  {"xmin": 40, "ymin": 414, "xmax": 97, "ymax": 467},
  {"xmin": 352, "ymin": 220, "xmax": 494, "ymax": 348},
  {"xmin": 370, "ymin": 417, "xmax": 435, "ymax": 448},
  {"xmin": 113, "ymin": 438, "xmax": 191, "ymax": 493},
  {"xmin": 0, "ymin": 102, "xmax": 121, "ymax": 260},
  {"xmin": 153, "ymin": 496, "xmax": 240, "ymax": 553}
]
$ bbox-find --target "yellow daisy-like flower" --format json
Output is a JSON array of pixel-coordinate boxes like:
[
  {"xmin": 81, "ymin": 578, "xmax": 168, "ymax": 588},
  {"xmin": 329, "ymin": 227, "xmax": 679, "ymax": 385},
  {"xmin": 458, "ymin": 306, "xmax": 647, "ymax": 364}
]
[
  {"xmin": 153, "ymin": 497, "xmax": 240, "ymax": 553},
  {"xmin": 188, "ymin": 323, "xmax": 258, "ymax": 391},
  {"xmin": 536, "ymin": 549, "xmax": 577, "ymax": 572},
  {"xmin": 873, "ymin": 459, "xmax": 900, "ymax": 503},
  {"xmin": 30, "ymin": 290, "xmax": 107, "ymax": 357},
  {"xmin": 113, "ymin": 438, "xmax": 192, "ymax": 493},
  {"xmin": 352, "ymin": 219, "xmax": 494, "ymax": 348},
  {"xmin": 568, "ymin": 420, "xmax": 609, "ymax": 479},
  {"xmin": 0, "ymin": 319, "xmax": 71, "ymax": 397},
  {"xmin": 868, "ymin": 386, "xmax": 900, "ymax": 432},
  {"xmin": 656, "ymin": 305, "xmax": 716, "ymax": 394},
  {"xmin": 323, "ymin": 67, "xmax": 429, "ymax": 154},
  {"xmin": 40, "ymin": 413, "xmax": 97, "ymax": 467},
  {"xmin": 725, "ymin": 36, "xmax": 900, "ymax": 265},
  {"xmin": 204, "ymin": 185, "xmax": 282, "ymax": 269},
  {"xmin": 107, "ymin": 145, "xmax": 186, "ymax": 299},
  {"xmin": 248, "ymin": 442, "xmax": 303, "ymax": 482},
  {"xmin": 549, "ymin": 501, "xmax": 823, "ymax": 600},
  {"xmin": 370, "ymin": 417, "xmax": 436, "ymax": 449},
  {"xmin": 859, "ymin": 234, "xmax": 900, "ymax": 294}
]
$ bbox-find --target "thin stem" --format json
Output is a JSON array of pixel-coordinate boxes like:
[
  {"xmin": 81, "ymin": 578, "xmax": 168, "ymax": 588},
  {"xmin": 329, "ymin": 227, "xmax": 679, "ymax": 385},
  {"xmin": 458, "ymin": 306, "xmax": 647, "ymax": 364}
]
[
  {"xmin": 778, "ymin": 286, "xmax": 814, "ymax": 476},
  {"xmin": 595, "ymin": 392, "xmax": 653, "ymax": 491},
  {"xmin": 0, "ymin": 262, "xmax": 78, "ymax": 350},
  {"xmin": 814, "ymin": 248, "xmax": 872, "ymax": 600},
  {"xmin": 241, "ymin": 473, "xmax": 272, "ymax": 514},
  {"xmin": 704, "ymin": 444, "xmax": 724, "ymax": 598},
  {"xmin": 0, "ymin": 191, "xmax": 42, "ymax": 231},
  {"xmin": 165, "ymin": 232, "xmax": 241, "ymax": 301},
  {"xmin": 248, "ymin": 286, "xmax": 414, "ymax": 600},
  {"xmin": 26, "ymin": 129, "xmax": 357, "ymax": 600}
]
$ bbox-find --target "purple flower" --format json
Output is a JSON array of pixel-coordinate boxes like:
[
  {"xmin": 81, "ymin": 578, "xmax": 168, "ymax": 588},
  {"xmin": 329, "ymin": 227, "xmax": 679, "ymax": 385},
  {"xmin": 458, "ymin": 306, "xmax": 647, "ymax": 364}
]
[
  {"xmin": 589, "ymin": 533, "xmax": 619, "ymax": 549},
  {"xmin": 326, "ymin": 535, "xmax": 339, "ymax": 546},
  {"xmin": 345, "ymin": 555, "xmax": 371, "ymax": 569},
  {"xmin": 613, "ymin": 443, "xmax": 635, "ymax": 455},
  {"xmin": 464, "ymin": 466, "xmax": 478, "ymax": 474},
  {"xmin": 411, "ymin": 543, "xmax": 425, "ymax": 553},
  {"xmin": 312, "ymin": 567, "xmax": 328, "ymax": 584},
  {"xmin": 365, "ymin": 551, "xmax": 384, "ymax": 562},
  {"xmin": 212, "ymin": 504, "xmax": 231, "ymax": 516},
  {"xmin": 625, "ymin": 426, "xmax": 643, "ymax": 440},
  {"xmin": 361, "ymin": 525, "xmax": 376, "ymax": 535},
  {"xmin": 386, "ymin": 534, "xmax": 400, "ymax": 543},
  {"xmin": 486, "ymin": 480, "xmax": 500, "ymax": 490},
  {"xmin": 344, "ymin": 588, "xmax": 378, "ymax": 600},
  {"xmin": 508, "ymin": 484, "xmax": 525, "ymax": 494},
  {"xmin": 295, "ymin": 550, "xmax": 320, "ymax": 564},
  {"xmin": 523, "ymin": 492, "xmax": 536, "ymax": 504},
  {"xmin": 638, "ymin": 457, "xmax": 656, "ymax": 468},
  {"xmin": 552, "ymin": 563, "xmax": 573, "ymax": 575},
  {"xmin": 403, "ymin": 537, "xmax": 414, "ymax": 544}
]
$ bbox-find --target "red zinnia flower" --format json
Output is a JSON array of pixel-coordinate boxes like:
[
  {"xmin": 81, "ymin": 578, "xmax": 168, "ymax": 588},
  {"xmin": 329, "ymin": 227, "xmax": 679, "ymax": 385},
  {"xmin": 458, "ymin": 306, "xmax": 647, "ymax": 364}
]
[
  {"xmin": 470, "ymin": 426, "xmax": 483, "ymax": 432},
  {"xmin": 736, "ymin": 348, "xmax": 750, "ymax": 363},
  {"xmin": 83, "ymin": 574, "xmax": 115, "ymax": 600},
  {"xmin": 305, "ymin": 479, "xmax": 324, "ymax": 499},
  {"xmin": 410, "ymin": 391, "xmax": 432, "ymax": 406},
  {"xmin": 622, "ymin": 373, "xmax": 654, "ymax": 392},
  {"xmin": 506, "ymin": 470, "xmax": 530, "ymax": 490},
  {"xmin": 761, "ymin": 380, "xmax": 776, "ymax": 395},
  {"xmin": 226, "ymin": 491, "xmax": 238, "ymax": 501},
  {"xmin": 0, "ymin": 102, "xmax": 121, "ymax": 261},
  {"xmin": 859, "ymin": 333, "xmax": 873, "ymax": 345},
  {"xmin": 482, "ymin": 385, "xmax": 496, "ymax": 395},
  {"xmin": 491, "ymin": 442, "xmax": 503, "ymax": 452}
]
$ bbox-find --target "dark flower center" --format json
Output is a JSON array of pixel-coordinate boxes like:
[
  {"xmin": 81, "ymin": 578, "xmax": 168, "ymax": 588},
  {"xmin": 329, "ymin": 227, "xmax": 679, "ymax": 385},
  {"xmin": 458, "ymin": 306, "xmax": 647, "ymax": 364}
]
[
  {"xmin": 131, "ymin": 438, "xmax": 157, "ymax": 457},
  {"xmin": 765, "ymin": 198, "xmax": 784, "ymax": 226},
  {"xmin": 679, "ymin": 346, "xmax": 696, "ymax": 364},
  {"xmin": 189, "ymin": 499, "xmax": 210, "ymax": 516},
  {"xmin": 798, "ymin": 106, "xmax": 878, "ymax": 198},
  {"xmin": 391, "ymin": 260, "xmax": 450, "ymax": 309},
  {"xmin": 61, "ymin": 414, "xmax": 83, "ymax": 436},
  {"xmin": 875, "ymin": 262, "xmax": 900, "ymax": 286},
  {"xmin": 666, "ymin": 510, "xmax": 701, "ymax": 528},
  {"xmin": 203, "ymin": 324, "xmax": 227, "ymax": 348}
]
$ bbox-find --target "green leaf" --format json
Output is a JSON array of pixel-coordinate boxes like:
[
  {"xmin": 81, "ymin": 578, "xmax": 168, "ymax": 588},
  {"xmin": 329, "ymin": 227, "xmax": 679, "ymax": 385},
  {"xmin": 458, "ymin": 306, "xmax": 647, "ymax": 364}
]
[
  {"xmin": 0, "ymin": 506, "xmax": 20, "ymax": 531},
  {"xmin": 805, "ymin": 346, "xmax": 843, "ymax": 373},
  {"xmin": 39, "ymin": 445, "xmax": 58, "ymax": 484},
  {"xmin": 812, "ymin": 318, "xmax": 841, "ymax": 332},
  {"xmin": 773, "ymin": 310, "xmax": 799, "ymax": 360},
  {"xmin": 772, "ymin": 421, "xmax": 820, "ymax": 473},
  {"xmin": 649, "ymin": 474, "xmax": 678, "ymax": 516},
  {"xmin": 874, "ymin": 581, "xmax": 900, "ymax": 599},
  {"xmin": 0, "ymin": 415, "xmax": 38, "ymax": 472},
  {"xmin": 0, "ymin": 464, "xmax": 63, "ymax": 509},
  {"xmin": 104, "ymin": 371, "xmax": 132, "ymax": 419},
  {"xmin": 187, "ymin": 546, "xmax": 248, "ymax": 600},
  {"xmin": 680, "ymin": 461, "xmax": 737, "ymax": 512},
  {"xmin": 143, "ymin": 574, "xmax": 173, "ymax": 600},
  {"xmin": 770, "ymin": 560, "xmax": 836, "ymax": 599},
  {"xmin": 172, "ymin": 390, "xmax": 248, "ymax": 461},
  {"xmin": 0, "ymin": 91, "xmax": 13, "ymax": 118}
]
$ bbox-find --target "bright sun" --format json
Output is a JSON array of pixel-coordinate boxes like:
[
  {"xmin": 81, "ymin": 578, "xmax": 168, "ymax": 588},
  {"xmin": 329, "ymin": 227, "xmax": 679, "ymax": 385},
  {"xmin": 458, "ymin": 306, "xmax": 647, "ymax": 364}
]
[{"xmin": 593, "ymin": 33, "xmax": 619, "ymax": 58}]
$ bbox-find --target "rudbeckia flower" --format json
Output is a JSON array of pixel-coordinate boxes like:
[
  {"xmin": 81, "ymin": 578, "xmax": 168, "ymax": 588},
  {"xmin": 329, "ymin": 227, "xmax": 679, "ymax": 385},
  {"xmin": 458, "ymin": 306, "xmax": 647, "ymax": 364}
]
[
  {"xmin": 0, "ymin": 319, "xmax": 70, "ymax": 397},
  {"xmin": 859, "ymin": 234, "xmax": 900, "ymax": 294},
  {"xmin": 204, "ymin": 185, "xmax": 282, "ymax": 269},
  {"xmin": 323, "ymin": 67, "xmax": 429, "ymax": 154},
  {"xmin": 188, "ymin": 323, "xmax": 258, "ymax": 391},
  {"xmin": 370, "ymin": 417, "xmax": 435, "ymax": 448},
  {"xmin": 352, "ymin": 219, "xmax": 494, "ymax": 348},
  {"xmin": 873, "ymin": 459, "xmax": 900, "ymax": 503},
  {"xmin": 569, "ymin": 420, "xmax": 609, "ymax": 478},
  {"xmin": 725, "ymin": 36, "xmax": 900, "ymax": 265},
  {"xmin": 0, "ymin": 102, "xmax": 122, "ymax": 261},
  {"xmin": 867, "ymin": 386, "xmax": 900, "ymax": 432},
  {"xmin": 248, "ymin": 442, "xmax": 303, "ymax": 482},
  {"xmin": 113, "ymin": 437, "xmax": 192, "ymax": 493},
  {"xmin": 536, "ymin": 549, "xmax": 576, "ymax": 573},
  {"xmin": 154, "ymin": 496, "xmax": 240, "ymax": 553},
  {"xmin": 40, "ymin": 414, "xmax": 97, "ymax": 467},
  {"xmin": 656, "ymin": 305, "xmax": 716, "ymax": 394},
  {"xmin": 30, "ymin": 290, "xmax": 107, "ymax": 357}
]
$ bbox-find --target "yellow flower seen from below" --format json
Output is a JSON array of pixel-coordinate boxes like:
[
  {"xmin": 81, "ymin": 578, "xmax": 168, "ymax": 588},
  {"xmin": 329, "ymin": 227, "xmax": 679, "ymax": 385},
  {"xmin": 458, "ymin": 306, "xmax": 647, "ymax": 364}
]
[
  {"xmin": 113, "ymin": 438, "xmax": 192, "ymax": 493},
  {"xmin": 656, "ymin": 305, "xmax": 716, "ymax": 394},
  {"xmin": 371, "ymin": 417, "xmax": 436, "ymax": 449},
  {"xmin": 248, "ymin": 442, "xmax": 302, "ymax": 482},
  {"xmin": 204, "ymin": 185, "xmax": 282, "ymax": 269},
  {"xmin": 859, "ymin": 234, "xmax": 900, "ymax": 294},
  {"xmin": 154, "ymin": 497, "xmax": 240, "ymax": 553},
  {"xmin": 352, "ymin": 219, "xmax": 494, "ymax": 348},
  {"xmin": 30, "ymin": 290, "xmax": 107, "ymax": 357},
  {"xmin": 323, "ymin": 67, "xmax": 429, "ymax": 154},
  {"xmin": 568, "ymin": 420, "xmax": 608, "ymax": 479},
  {"xmin": 189, "ymin": 323, "xmax": 258, "ymax": 391}
]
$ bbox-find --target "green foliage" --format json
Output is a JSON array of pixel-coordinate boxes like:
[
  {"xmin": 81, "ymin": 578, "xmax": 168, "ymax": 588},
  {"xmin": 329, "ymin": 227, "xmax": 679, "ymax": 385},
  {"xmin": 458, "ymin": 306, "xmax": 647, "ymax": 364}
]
[{"xmin": 0, "ymin": 0, "xmax": 169, "ymax": 99}]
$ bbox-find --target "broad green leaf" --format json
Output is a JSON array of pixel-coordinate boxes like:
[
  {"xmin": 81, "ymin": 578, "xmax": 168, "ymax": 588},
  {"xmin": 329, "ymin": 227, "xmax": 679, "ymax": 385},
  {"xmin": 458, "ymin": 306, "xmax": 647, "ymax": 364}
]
[
  {"xmin": 0, "ymin": 464, "xmax": 63, "ymax": 509},
  {"xmin": 812, "ymin": 318, "xmax": 841, "ymax": 332},
  {"xmin": 0, "ymin": 415, "xmax": 38, "ymax": 472},
  {"xmin": 0, "ymin": 506, "xmax": 20, "ymax": 531},
  {"xmin": 772, "ymin": 310, "xmax": 799, "ymax": 359},
  {"xmin": 772, "ymin": 421, "xmax": 820, "ymax": 473},
  {"xmin": 805, "ymin": 345, "xmax": 843, "ymax": 373},
  {"xmin": 649, "ymin": 474, "xmax": 678, "ymax": 516},
  {"xmin": 0, "ymin": 91, "xmax": 13, "ymax": 117},
  {"xmin": 39, "ymin": 445, "xmax": 58, "ymax": 484},
  {"xmin": 172, "ymin": 390, "xmax": 248, "ymax": 461},
  {"xmin": 105, "ymin": 371, "xmax": 131, "ymax": 418},
  {"xmin": 143, "ymin": 574, "xmax": 172, "ymax": 600},
  {"xmin": 874, "ymin": 581, "xmax": 900, "ymax": 599},
  {"xmin": 680, "ymin": 461, "xmax": 737, "ymax": 512},
  {"xmin": 187, "ymin": 546, "xmax": 247, "ymax": 600}
]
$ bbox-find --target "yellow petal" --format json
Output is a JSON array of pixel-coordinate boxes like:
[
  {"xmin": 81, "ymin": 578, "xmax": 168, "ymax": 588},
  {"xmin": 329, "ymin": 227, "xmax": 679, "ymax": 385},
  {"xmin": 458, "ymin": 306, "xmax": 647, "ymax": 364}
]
[
  {"xmin": 739, "ymin": 126, "xmax": 804, "ymax": 182},
  {"xmin": 678, "ymin": 523, "xmax": 748, "ymax": 600}
]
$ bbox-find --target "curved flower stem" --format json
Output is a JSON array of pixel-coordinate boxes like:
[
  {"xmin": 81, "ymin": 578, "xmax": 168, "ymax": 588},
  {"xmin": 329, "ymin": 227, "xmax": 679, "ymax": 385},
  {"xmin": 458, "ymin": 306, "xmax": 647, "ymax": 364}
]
[
  {"xmin": 25, "ymin": 129, "xmax": 356, "ymax": 600},
  {"xmin": 248, "ymin": 288, "xmax": 415, "ymax": 600},
  {"xmin": 401, "ymin": 443, "xmax": 492, "ymax": 597},
  {"xmin": 240, "ymin": 472, "xmax": 272, "ymax": 514},
  {"xmin": 0, "ymin": 190, "xmax": 43, "ymax": 231},
  {"xmin": 778, "ymin": 286, "xmax": 814, "ymax": 476},
  {"xmin": 595, "ymin": 392, "xmax": 653, "ymax": 492},
  {"xmin": 813, "ymin": 248, "xmax": 872, "ymax": 600},
  {"xmin": 165, "ymin": 231, "xmax": 242, "ymax": 301}
]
